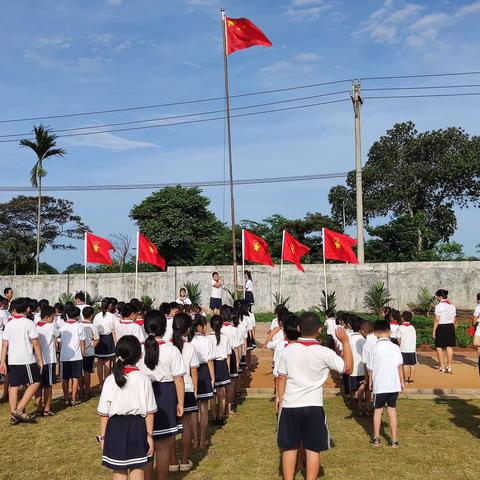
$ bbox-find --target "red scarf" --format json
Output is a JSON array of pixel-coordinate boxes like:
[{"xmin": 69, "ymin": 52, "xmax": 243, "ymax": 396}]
[
  {"xmin": 223, "ymin": 322, "xmax": 232, "ymax": 327},
  {"xmin": 136, "ymin": 319, "xmax": 144, "ymax": 326},
  {"xmin": 37, "ymin": 321, "xmax": 48, "ymax": 327},
  {"xmin": 441, "ymin": 299, "xmax": 452, "ymax": 305},
  {"xmin": 66, "ymin": 320, "xmax": 77, "ymax": 324},
  {"xmin": 402, "ymin": 322, "xmax": 412, "ymax": 327},
  {"xmin": 123, "ymin": 366, "xmax": 139, "ymax": 374},
  {"xmin": 296, "ymin": 339, "xmax": 320, "ymax": 347}
]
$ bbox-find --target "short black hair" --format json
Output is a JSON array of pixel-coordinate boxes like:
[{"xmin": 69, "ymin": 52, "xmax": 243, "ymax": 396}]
[
  {"xmin": 435, "ymin": 289, "xmax": 448, "ymax": 299},
  {"xmin": 75, "ymin": 291, "xmax": 86, "ymax": 302},
  {"xmin": 159, "ymin": 302, "xmax": 170, "ymax": 315},
  {"xmin": 39, "ymin": 299, "xmax": 49, "ymax": 309},
  {"xmin": 401, "ymin": 311, "xmax": 413, "ymax": 323},
  {"xmin": 351, "ymin": 315, "xmax": 363, "ymax": 332},
  {"xmin": 212, "ymin": 271, "xmax": 219, "ymax": 277},
  {"xmin": 119, "ymin": 303, "xmax": 136, "ymax": 318},
  {"xmin": 283, "ymin": 314, "xmax": 300, "ymax": 341},
  {"xmin": 374, "ymin": 319, "xmax": 390, "ymax": 333},
  {"xmin": 41, "ymin": 306, "xmax": 55, "ymax": 319},
  {"xmin": 169, "ymin": 301, "xmax": 179, "ymax": 311},
  {"xmin": 65, "ymin": 305, "xmax": 80, "ymax": 320},
  {"xmin": 3, "ymin": 287, "xmax": 12, "ymax": 296},
  {"xmin": 11, "ymin": 298, "xmax": 28, "ymax": 314},
  {"xmin": 299, "ymin": 311, "xmax": 321, "ymax": 336},
  {"xmin": 83, "ymin": 306, "xmax": 94, "ymax": 320}
]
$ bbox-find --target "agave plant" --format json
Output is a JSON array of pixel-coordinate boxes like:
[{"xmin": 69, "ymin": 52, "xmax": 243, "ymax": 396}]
[
  {"xmin": 364, "ymin": 282, "xmax": 393, "ymax": 316},
  {"xmin": 183, "ymin": 281, "xmax": 202, "ymax": 305},
  {"xmin": 86, "ymin": 293, "xmax": 103, "ymax": 308},
  {"xmin": 408, "ymin": 287, "xmax": 436, "ymax": 316},
  {"xmin": 273, "ymin": 292, "xmax": 290, "ymax": 308},
  {"xmin": 317, "ymin": 290, "xmax": 336, "ymax": 314},
  {"xmin": 225, "ymin": 287, "xmax": 243, "ymax": 303},
  {"xmin": 58, "ymin": 292, "xmax": 74, "ymax": 306},
  {"xmin": 141, "ymin": 295, "xmax": 156, "ymax": 310}
]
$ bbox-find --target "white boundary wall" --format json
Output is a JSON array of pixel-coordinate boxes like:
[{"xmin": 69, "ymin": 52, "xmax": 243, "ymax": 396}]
[{"xmin": 0, "ymin": 261, "xmax": 478, "ymax": 312}]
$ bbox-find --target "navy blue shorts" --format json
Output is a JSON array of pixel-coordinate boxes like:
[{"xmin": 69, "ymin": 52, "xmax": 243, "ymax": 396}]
[
  {"xmin": 229, "ymin": 351, "xmax": 238, "ymax": 378},
  {"xmin": 209, "ymin": 297, "xmax": 222, "ymax": 311},
  {"xmin": 83, "ymin": 356, "xmax": 95, "ymax": 373},
  {"xmin": 373, "ymin": 392, "xmax": 399, "ymax": 409},
  {"xmin": 277, "ymin": 406, "xmax": 330, "ymax": 453},
  {"xmin": 401, "ymin": 352, "xmax": 417, "ymax": 365},
  {"xmin": 62, "ymin": 360, "xmax": 83, "ymax": 380},
  {"xmin": 9, "ymin": 363, "xmax": 41, "ymax": 387},
  {"xmin": 349, "ymin": 375, "xmax": 366, "ymax": 392},
  {"xmin": 41, "ymin": 363, "xmax": 57, "ymax": 387}
]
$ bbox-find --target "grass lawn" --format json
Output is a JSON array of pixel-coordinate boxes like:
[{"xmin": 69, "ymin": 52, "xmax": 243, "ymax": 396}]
[{"xmin": 0, "ymin": 396, "xmax": 479, "ymax": 480}]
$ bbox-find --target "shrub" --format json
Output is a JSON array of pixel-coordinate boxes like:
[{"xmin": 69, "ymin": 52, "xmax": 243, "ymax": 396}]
[
  {"xmin": 364, "ymin": 282, "xmax": 393, "ymax": 316},
  {"xmin": 140, "ymin": 295, "xmax": 156, "ymax": 310},
  {"xmin": 408, "ymin": 287, "xmax": 436, "ymax": 316},
  {"xmin": 58, "ymin": 293, "xmax": 74, "ymax": 306},
  {"xmin": 273, "ymin": 292, "xmax": 290, "ymax": 308},
  {"xmin": 316, "ymin": 290, "xmax": 336, "ymax": 315},
  {"xmin": 184, "ymin": 281, "xmax": 202, "ymax": 305}
]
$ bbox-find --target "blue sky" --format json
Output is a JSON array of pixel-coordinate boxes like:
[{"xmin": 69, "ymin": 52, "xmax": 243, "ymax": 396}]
[{"xmin": 1, "ymin": 0, "xmax": 480, "ymax": 271}]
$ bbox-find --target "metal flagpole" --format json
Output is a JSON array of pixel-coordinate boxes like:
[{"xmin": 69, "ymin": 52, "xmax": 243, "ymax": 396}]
[
  {"xmin": 279, "ymin": 230, "xmax": 285, "ymax": 300},
  {"xmin": 134, "ymin": 231, "xmax": 139, "ymax": 298},
  {"xmin": 322, "ymin": 228, "xmax": 329, "ymax": 310},
  {"xmin": 221, "ymin": 8, "xmax": 239, "ymax": 293},
  {"xmin": 242, "ymin": 229, "xmax": 245, "ymax": 299},
  {"xmin": 84, "ymin": 232, "xmax": 87, "ymax": 298}
]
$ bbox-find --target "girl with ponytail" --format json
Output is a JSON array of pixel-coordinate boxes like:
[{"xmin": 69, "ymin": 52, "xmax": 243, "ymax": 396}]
[
  {"xmin": 207, "ymin": 315, "xmax": 231, "ymax": 425},
  {"xmin": 93, "ymin": 297, "xmax": 116, "ymax": 387},
  {"xmin": 97, "ymin": 335, "xmax": 156, "ymax": 477},
  {"xmin": 189, "ymin": 314, "xmax": 215, "ymax": 448},
  {"xmin": 138, "ymin": 310, "xmax": 186, "ymax": 478}
]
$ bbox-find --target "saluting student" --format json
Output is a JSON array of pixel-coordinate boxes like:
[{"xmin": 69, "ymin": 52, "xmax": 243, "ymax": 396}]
[
  {"xmin": 209, "ymin": 272, "xmax": 223, "ymax": 315},
  {"xmin": 97, "ymin": 335, "xmax": 156, "ymax": 477},
  {"xmin": 94, "ymin": 298, "xmax": 117, "ymax": 387}
]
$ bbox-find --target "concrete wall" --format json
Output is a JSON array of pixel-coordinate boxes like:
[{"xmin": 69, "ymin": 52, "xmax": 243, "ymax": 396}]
[{"xmin": 0, "ymin": 262, "xmax": 478, "ymax": 312}]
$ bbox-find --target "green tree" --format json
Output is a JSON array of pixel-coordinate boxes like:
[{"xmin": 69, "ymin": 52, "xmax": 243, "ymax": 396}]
[
  {"xmin": 20, "ymin": 125, "xmax": 66, "ymax": 275},
  {"xmin": 434, "ymin": 242, "xmax": 466, "ymax": 261},
  {"xmin": 329, "ymin": 122, "xmax": 480, "ymax": 260},
  {"xmin": 130, "ymin": 186, "xmax": 230, "ymax": 266}
]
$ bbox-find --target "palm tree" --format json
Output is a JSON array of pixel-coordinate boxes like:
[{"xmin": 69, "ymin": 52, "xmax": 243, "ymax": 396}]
[{"xmin": 20, "ymin": 125, "xmax": 65, "ymax": 275}]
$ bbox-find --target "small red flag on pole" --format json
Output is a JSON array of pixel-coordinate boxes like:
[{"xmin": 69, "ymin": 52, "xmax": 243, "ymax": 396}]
[
  {"xmin": 242, "ymin": 229, "xmax": 274, "ymax": 267},
  {"xmin": 225, "ymin": 16, "xmax": 272, "ymax": 55},
  {"xmin": 282, "ymin": 231, "xmax": 310, "ymax": 272},
  {"xmin": 138, "ymin": 233, "xmax": 166, "ymax": 270},
  {"xmin": 85, "ymin": 232, "xmax": 115, "ymax": 265},
  {"xmin": 323, "ymin": 228, "xmax": 358, "ymax": 264}
]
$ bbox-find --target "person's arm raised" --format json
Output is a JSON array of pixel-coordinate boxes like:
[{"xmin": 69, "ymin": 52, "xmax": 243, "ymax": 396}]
[{"xmin": 335, "ymin": 327, "xmax": 353, "ymax": 374}]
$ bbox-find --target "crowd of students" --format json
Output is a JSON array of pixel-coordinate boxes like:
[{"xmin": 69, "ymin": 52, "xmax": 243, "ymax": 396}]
[{"xmin": 0, "ymin": 283, "xmax": 479, "ymax": 480}]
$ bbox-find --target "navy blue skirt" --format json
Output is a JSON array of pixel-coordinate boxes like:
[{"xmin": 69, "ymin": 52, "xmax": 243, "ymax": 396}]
[
  {"xmin": 214, "ymin": 359, "xmax": 231, "ymax": 387},
  {"xmin": 95, "ymin": 333, "xmax": 115, "ymax": 358},
  {"xmin": 152, "ymin": 381, "xmax": 181, "ymax": 438},
  {"xmin": 247, "ymin": 332, "xmax": 254, "ymax": 351},
  {"xmin": 229, "ymin": 351, "xmax": 238, "ymax": 378},
  {"xmin": 102, "ymin": 415, "xmax": 150, "ymax": 470},
  {"xmin": 197, "ymin": 363, "xmax": 214, "ymax": 400},
  {"xmin": 184, "ymin": 391, "xmax": 198, "ymax": 413},
  {"xmin": 245, "ymin": 291, "xmax": 254, "ymax": 305},
  {"xmin": 239, "ymin": 354, "xmax": 247, "ymax": 367}
]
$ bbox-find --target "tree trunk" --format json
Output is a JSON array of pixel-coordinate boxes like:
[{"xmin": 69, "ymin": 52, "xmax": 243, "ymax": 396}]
[
  {"xmin": 36, "ymin": 171, "xmax": 42, "ymax": 275},
  {"xmin": 417, "ymin": 228, "xmax": 423, "ymax": 255},
  {"xmin": 13, "ymin": 253, "xmax": 16, "ymax": 276}
]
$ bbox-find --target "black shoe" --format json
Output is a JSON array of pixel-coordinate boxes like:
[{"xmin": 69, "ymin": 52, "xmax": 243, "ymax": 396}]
[
  {"xmin": 389, "ymin": 440, "xmax": 399, "ymax": 448},
  {"xmin": 370, "ymin": 437, "xmax": 381, "ymax": 447}
]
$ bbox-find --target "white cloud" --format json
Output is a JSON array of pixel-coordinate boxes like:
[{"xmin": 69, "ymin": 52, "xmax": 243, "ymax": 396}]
[
  {"xmin": 106, "ymin": 0, "xmax": 123, "ymax": 5},
  {"xmin": 285, "ymin": 0, "xmax": 334, "ymax": 22},
  {"xmin": 24, "ymin": 51, "xmax": 104, "ymax": 73},
  {"xmin": 259, "ymin": 51, "xmax": 322, "ymax": 76},
  {"xmin": 34, "ymin": 35, "xmax": 72, "ymax": 49},
  {"xmin": 90, "ymin": 33, "xmax": 114, "ymax": 46},
  {"xmin": 456, "ymin": 1, "xmax": 480, "ymax": 17},
  {"xmin": 295, "ymin": 52, "xmax": 322, "ymax": 62},
  {"xmin": 113, "ymin": 40, "xmax": 132, "ymax": 53},
  {"xmin": 65, "ymin": 131, "xmax": 159, "ymax": 151},
  {"xmin": 259, "ymin": 60, "xmax": 292, "ymax": 76}
]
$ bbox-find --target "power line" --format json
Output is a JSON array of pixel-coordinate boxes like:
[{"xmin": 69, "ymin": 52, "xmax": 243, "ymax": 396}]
[
  {"xmin": 0, "ymin": 90, "xmax": 351, "ymax": 139},
  {"xmin": 363, "ymin": 83, "xmax": 480, "ymax": 92},
  {"xmin": 0, "ymin": 98, "xmax": 351, "ymax": 143},
  {"xmin": 360, "ymin": 71, "xmax": 480, "ymax": 81},
  {"xmin": 365, "ymin": 92, "xmax": 480, "ymax": 100},
  {"xmin": 0, "ymin": 78, "xmax": 353, "ymax": 124},
  {"xmin": 0, "ymin": 172, "xmax": 348, "ymax": 192}
]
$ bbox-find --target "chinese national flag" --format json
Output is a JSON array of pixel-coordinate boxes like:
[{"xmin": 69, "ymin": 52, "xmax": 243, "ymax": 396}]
[
  {"xmin": 282, "ymin": 231, "xmax": 310, "ymax": 272},
  {"xmin": 323, "ymin": 228, "xmax": 358, "ymax": 264},
  {"xmin": 86, "ymin": 232, "xmax": 114, "ymax": 265},
  {"xmin": 225, "ymin": 17, "xmax": 272, "ymax": 55},
  {"xmin": 138, "ymin": 233, "xmax": 166, "ymax": 270},
  {"xmin": 243, "ymin": 230, "xmax": 274, "ymax": 266}
]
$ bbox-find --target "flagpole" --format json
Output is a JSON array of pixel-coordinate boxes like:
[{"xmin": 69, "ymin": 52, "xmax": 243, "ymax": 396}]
[
  {"xmin": 134, "ymin": 231, "xmax": 139, "ymax": 299},
  {"xmin": 221, "ymin": 8, "xmax": 239, "ymax": 294},
  {"xmin": 279, "ymin": 230, "xmax": 285, "ymax": 300},
  {"xmin": 322, "ymin": 228, "xmax": 328, "ymax": 311},
  {"xmin": 242, "ymin": 229, "xmax": 245, "ymax": 300},
  {"xmin": 84, "ymin": 232, "xmax": 87, "ymax": 299}
]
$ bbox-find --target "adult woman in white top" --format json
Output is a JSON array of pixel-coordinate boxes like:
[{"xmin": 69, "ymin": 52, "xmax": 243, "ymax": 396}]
[
  {"xmin": 433, "ymin": 289, "xmax": 456, "ymax": 373},
  {"xmin": 471, "ymin": 293, "xmax": 480, "ymax": 376}
]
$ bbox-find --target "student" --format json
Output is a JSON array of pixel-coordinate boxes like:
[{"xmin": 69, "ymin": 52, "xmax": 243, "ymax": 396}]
[
  {"xmin": 348, "ymin": 315, "xmax": 367, "ymax": 415},
  {"xmin": 97, "ymin": 335, "xmax": 156, "ymax": 478},
  {"xmin": 59, "ymin": 305, "xmax": 86, "ymax": 406},
  {"xmin": 389, "ymin": 309, "xmax": 401, "ymax": 344},
  {"xmin": 209, "ymin": 272, "xmax": 223, "ymax": 315},
  {"xmin": 0, "ymin": 298, "xmax": 43, "ymax": 424},
  {"xmin": 243, "ymin": 270, "xmax": 254, "ymax": 311},
  {"xmin": 208, "ymin": 314, "xmax": 231, "ymax": 425},
  {"xmin": 220, "ymin": 306, "xmax": 240, "ymax": 412},
  {"xmin": 360, "ymin": 320, "xmax": 376, "ymax": 415},
  {"xmin": 172, "ymin": 313, "xmax": 199, "ymax": 472},
  {"xmin": 324, "ymin": 308, "xmax": 337, "ymax": 350},
  {"xmin": 81, "ymin": 306, "xmax": 100, "ymax": 398},
  {"xmin": 277, "ymin": 312, "xmax": 353, "ymax": 480},
  {"xmin": 237, "ymin": 305, "xmax": 250, "ymax": 372},
  {"xmin": 35, "ymin": 305, "xmax": 60, "ymax": 417},
  {"xmin": 74, "ymin": 291, "xmax": 90, "ymax": 322},
  {"xmin": 433, "ymin": 289, "xmax": 456, "ymax": 373},
  {"xmin": 397, "ymin": 311, "xmax": 417, "ymax": 383},
  {"xmin": 0, "ymin": 296, "xmax": 10, "ymax": 330},
  {"xmin": 139, "ymin": 310, "xmax": 185, "ymax": 479},
  {"xmin": 176, "ymin": 288, "xmax": 192, "ymax": 306},
  {"xmin": 269, "ymin": 305, "xmax": 289, "ymax": 332},
  {"xmin": 94, "ymin": 298, "xmax": 117, "ymax": 387},
  {"xmin": 115, "ymin": 303, "xmax": 145, "ymax": 344},
  {"xmin": 473, "ymin": 293, "xmax": 480, "ymax": 375},
  {"xmin": 189, "ymin": 314, "xmax": 215, "ymax": 449},
  {"xmin": 341, "ymin": 312, "xmax": 355, "ymax": 397},
  {"xmin": 370, "ymin": 320, "xmax": 404, "ymax": 448},
  {"xmin": 4, "ymin": 287, "xmax": 14, "ymax": 310}
]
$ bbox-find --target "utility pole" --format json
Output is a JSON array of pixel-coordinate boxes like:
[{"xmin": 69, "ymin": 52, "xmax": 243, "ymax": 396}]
[{"xmin": 352, "ymin": 80, "xmax": 365, "ymax": 263}]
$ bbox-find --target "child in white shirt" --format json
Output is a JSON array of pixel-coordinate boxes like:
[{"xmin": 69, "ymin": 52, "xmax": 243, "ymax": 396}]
[
  {"xmin": 397, "ymin": 311, "xmax": 417, "ymax": 383},
  {"xmin": 81, "ymin": 306, "xmax": 100, "ymax": 398}
]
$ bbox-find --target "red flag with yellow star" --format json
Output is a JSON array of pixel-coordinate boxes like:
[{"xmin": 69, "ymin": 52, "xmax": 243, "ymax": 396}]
[
  {"xmin": 225, "ymin": 17, "xmax": 272, "ymax": 55},
  {"xmin": 323, "ymin": 228, "xmax": 358, "ymax": 264},
  {"xmin": 243, "ymin": 229, "xmax": 274, "ymax": 266},
  {"xmin": 282, "ymin": 231, "xmax": 310, "ymax": 272},
  {"xmin": 86, "ymin": 232, "xmax": 114, "ymax": 265},
  {"xmin": 138, "ymin": 233, "xmax": 166, "ymax": 270}
]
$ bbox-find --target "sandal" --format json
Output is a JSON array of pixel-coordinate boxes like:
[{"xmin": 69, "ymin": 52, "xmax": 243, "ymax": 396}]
[
  {"xmin": 64, "ymin": 400, "xmax": 71, "ymax": 407},
  {"xmin": 446, "ymin": 367, "xmax": 453, "ymax": 374},
  {"xmin": 438, "ymin": 367, "xmax": 446, "ymax": 373},
  {"xmin": 199, "ymin": 440, "xmax": 212, "ymax": 449},
  {"xmin": 370, "ymin": 437, "xmax": 381, "ymax": 448},
  {"xmin": 43, "ymin": 411, "xmax": 55, "ymax": 417},
  {"xmin": 11, "ymin": 410, "xmax": 35, "ymax": 423},
  {"xmin": 10, "ymin": 415, "xmax": 20, "ymax": 426},
  {"xmin": 389, "ymin": 440, "xmax": 400, "ymax": 448},
  {"xmin": 168, "ymin": 463, "xmax": 180, "ymax": 473},
  {"xmin": 71, "ymin": 400, "xmax": 82, "ymax": 406},
  {"xmin": 179, "ymin": 460, "xmax": 194, "ymax": 472},
  {"xmin": 191, "ymin": 440, "xmax": 200, "ymax": 449}
]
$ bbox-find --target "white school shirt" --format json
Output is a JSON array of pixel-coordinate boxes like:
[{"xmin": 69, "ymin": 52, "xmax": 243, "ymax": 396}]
[
  {"xmin": 59, "ymin": 320, "xmax": 86, "ymax": 362},
  {"xmin": 82, "ymin": 321, "xmax": 100, "ymax": 357},
  {"xmin": 267, "ymin": 329, "xmax": 285, "ymax": 351},
  {"xmin": 473, "ymin": 304, "xmax": 480, "ymax": 321},
  {"xmin": 138, "ymin": 340, "xmax": 185, "ymax": 382},
  {"xmin": 33, "ymin": 312, "xmax": 41, "ymax": 324},
  {"xmin": 325, "ymin": 318, "xmax": 337, "ymax": 336},
  {"xmin": 162, "ymin": 316, "xmax": 174, "ymax": 342},
  {"xmin": 245, "ymin": 279, "xmax": 253, "ymax": 292},
  {"xmin": 435, "ymin": 300, "xmax": 456, "ymax": 325},
  {"xmin": 270, "ymin": 317, "xmax": 279, "ymax": 331},
  {"xmin": 273, "ymin": 339, "xmax": 288, "ymax": 377},
  {"xmin": 97, "ymin": 368, "xmax": 157, "ymax": 417},
  {"xmin": 0, "ymin": 309, "xmax": 10, "ymax": 330},
  {"xmin": 176, "ymin": 297, "xmax": 192, "ymax": 306},
  {"xmin": 248, "ymin": 312, "xmax": 256, "ymax": 329},
  {"xmin": 278, "ymin": 338, "xmax": 345, "ymax": 408},
  {"xmin": 210, "ymin": 279, "xmax": 222, "ymax": 299},
  {"xmin": 37, "ymin": 321, "xmax": 60, "ymax": 364},
  {"xmin": 93, "ymin": 311, "xmax": 116, "ymax": 335},
  {"xmin": 397, "ymin": 323, "xmax": 417, "ymax": 353},
  {"xmin": 180, "ymin": 341, "xmax": 200, "ymax": 393},
  {"xmin": 238, "ymin": 317, "xmax": 249, "ymax": 342},
  {"xmin": 207, "ymin": 333, "xmax": 232, "ymax": 360},
  {"xmin": 349, "ymin": 332, "xmax": 367, "ymax": 376},
  {"xmin": 3, "ymin": 315, "xmax": 39, "ymax": 365},
  {"xmin": 115, "ymin": 318, "xmax": 146, "ymax": 344},
  {"xmin": 221, "ymin": 323, "xmax": 242, "ymax": 349},
  {"xmin": 54, "ymin": 314, "xmax": 65, "ymax": 330},
  {"xmin": 76, "ymin": 303, "xmax": 90, "ymax": 322},
  {"xmin": 371, "ymin": 338, "xmax": 403, "ymax": 394},
  {"xmin": 390, "ymin": 323, "xmax": 400, "ymax": 339},
  {"xmin": 190, "ymin": 333, "xmax": 215, "ymax": 364},
  {"xmin": 361, "ymin": 333, "xmax": 377, "ymax": 371}
]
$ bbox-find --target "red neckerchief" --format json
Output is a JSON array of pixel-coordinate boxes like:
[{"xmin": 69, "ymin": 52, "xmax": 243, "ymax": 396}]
[
  {"xmin": 223, "ymin": 322, "xmax": 232, "ymax": 327},
  {"xmin": 136, "ymin": 319, "xmax": 144, "ymax": 326},
  {"xmin": 296, "ymin": 338, "xmax": 320, "ymax": 346},
  {"xmin": 66, "ymin": 320, "xmax": 77, "ymax": 324},
  {"xmin": 123, "ymin": 366, "xmax": 139, "ymax": 374},
  {"xmin": 402, "ymin": 322, "xmax": 412, "ymax": 327},
  {"xmin": 37, "ymin": 321, "xmax": 48, "ymax": 327},
  {"xmin": 390, "ymin": 321, "xmax": 399, "ymax": 325},
  {"xmin": 157, "ymin": 339, "xmax": 173, "ymax": 346},
  {"xmin": 11, "ymin": 314, "xmax": 25, "ymax": 320},
  {"xmin": 441, "ymin": 299, "xmax": 452, "ymax": 305}
]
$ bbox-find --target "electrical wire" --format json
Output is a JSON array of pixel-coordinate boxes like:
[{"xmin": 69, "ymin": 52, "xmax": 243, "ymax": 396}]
[
  {"xmin": 363, "ymin": 83, "xmax": 480, "ymax": 92},
  {"xmin": 360, "ymin": 71, "xmax": 480, "ymax": 81},
  {"xmin": 0, "ymin": 172, "xmax": 349, "ymax": 192},
  {"xmin": 364, "ymin": 92, "xmax": 480, "ymax": 100}
]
